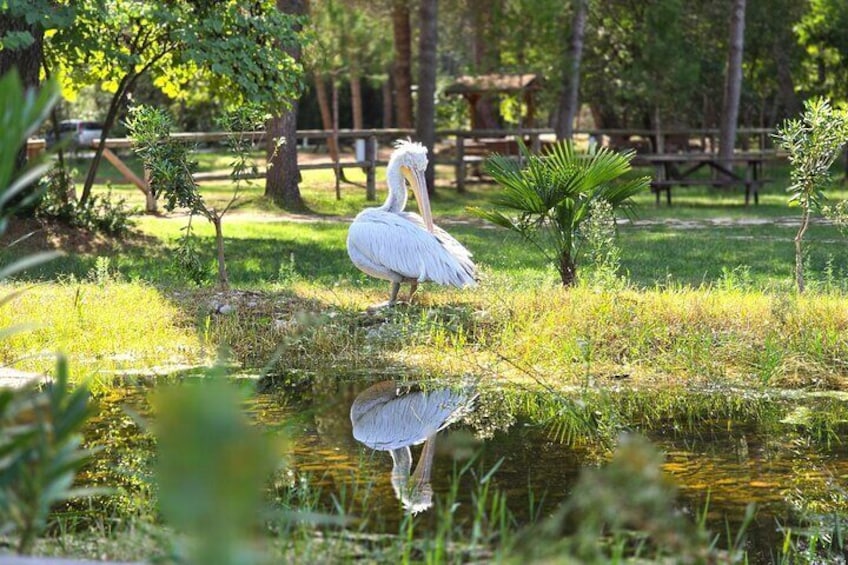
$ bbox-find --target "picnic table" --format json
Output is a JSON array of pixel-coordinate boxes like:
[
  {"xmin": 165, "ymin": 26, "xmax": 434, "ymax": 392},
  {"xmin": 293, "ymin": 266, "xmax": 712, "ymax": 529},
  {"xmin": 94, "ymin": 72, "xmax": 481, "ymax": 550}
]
[{"xmin": 634, "ymin": 153, "xmax": 770, "ymax": 205}]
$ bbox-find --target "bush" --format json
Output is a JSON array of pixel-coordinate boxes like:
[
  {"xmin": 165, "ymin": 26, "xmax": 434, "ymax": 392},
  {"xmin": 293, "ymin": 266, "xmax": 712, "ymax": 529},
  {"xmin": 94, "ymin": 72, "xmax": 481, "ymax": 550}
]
[{"xmin": 36, "ymin": 165, "xmax": 134, "ymax": 236}]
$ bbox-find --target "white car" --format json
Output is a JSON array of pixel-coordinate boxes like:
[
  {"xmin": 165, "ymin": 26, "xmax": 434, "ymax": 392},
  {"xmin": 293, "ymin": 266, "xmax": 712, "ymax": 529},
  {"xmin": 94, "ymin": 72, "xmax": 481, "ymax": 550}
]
[{"xmin": 46, "ymin": 120, "xmax": 104, "ymax": 148}]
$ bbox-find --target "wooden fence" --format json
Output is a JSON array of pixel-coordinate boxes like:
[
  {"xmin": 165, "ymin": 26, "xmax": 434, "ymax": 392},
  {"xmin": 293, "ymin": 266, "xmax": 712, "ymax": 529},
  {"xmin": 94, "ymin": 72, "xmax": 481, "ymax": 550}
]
[{"xmin": 26, "ymin": 127, "xmax": 786, "ymax": 210}]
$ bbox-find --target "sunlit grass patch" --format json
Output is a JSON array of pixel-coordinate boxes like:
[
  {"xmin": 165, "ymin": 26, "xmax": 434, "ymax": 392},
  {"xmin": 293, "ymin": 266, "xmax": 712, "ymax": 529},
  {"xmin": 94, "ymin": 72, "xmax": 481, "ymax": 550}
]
[
  {"xmin": 0, "ymin": 281, "xmax": 202, "ymax": 379},
  {"xmin": 405, "ymin": 283, "xmax": 848, "ymax": 390}
]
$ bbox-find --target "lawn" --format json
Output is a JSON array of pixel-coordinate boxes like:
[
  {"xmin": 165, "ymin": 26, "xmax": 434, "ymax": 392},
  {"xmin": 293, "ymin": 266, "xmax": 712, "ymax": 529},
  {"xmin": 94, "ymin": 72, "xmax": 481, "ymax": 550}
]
[{"xmin": 3, "ymin": 154, "xmax": 848, "ymax": 388}]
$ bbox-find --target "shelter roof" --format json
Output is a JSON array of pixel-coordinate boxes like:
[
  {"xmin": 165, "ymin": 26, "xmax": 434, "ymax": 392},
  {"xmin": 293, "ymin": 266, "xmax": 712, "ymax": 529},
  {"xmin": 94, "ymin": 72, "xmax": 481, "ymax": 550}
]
[{"xmin": 444, "ymin": 73, "xmax": 541, "ymax": 96}]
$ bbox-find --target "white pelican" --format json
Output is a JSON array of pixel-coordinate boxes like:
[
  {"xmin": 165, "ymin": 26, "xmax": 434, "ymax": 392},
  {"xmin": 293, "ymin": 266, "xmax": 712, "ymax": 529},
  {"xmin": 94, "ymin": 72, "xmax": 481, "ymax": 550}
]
[
  {"xmin": 350, "ymin": 380, "xmax": 477, "ymax": 514},
  {"xmin": 347, "ymin": 140, "xmax": 476, "ymax": 308}
]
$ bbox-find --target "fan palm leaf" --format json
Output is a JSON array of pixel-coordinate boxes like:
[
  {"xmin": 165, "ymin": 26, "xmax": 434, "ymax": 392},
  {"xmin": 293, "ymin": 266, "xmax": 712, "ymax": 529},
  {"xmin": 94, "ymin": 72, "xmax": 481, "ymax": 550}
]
[{"xmin": 471, "ymin": 139, "xmax": 650, "ymax": 285}]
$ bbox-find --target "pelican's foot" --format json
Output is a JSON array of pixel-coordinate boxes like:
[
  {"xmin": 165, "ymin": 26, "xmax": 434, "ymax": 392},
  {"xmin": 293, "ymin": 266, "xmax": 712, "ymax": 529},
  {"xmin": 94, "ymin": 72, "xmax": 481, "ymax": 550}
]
[{"xmin": 366, "ymin": 300, "xmax": 397, "ymax": 313}]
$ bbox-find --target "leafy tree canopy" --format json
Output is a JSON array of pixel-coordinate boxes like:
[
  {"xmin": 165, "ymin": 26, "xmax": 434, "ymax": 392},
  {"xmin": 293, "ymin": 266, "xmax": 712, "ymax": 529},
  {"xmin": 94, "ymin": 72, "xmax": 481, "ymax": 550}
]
[
  {"xmin": 795, "ymin": 0, "xmax": 848, "ymax": 101},
  {"xmin": 0, "ymin": 0, "xmax": 74, "ymax": 50},
  {"xmin": 45, "ymin": 0, "xmax": 304, "ymax": 112}
]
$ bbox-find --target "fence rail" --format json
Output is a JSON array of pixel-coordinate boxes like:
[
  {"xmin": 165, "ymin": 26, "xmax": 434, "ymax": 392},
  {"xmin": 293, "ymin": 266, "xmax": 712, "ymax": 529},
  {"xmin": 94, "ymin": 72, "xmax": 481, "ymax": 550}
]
[{"xmin": 26, "ymin": 127, "xmax": 786, "ymax": 209}]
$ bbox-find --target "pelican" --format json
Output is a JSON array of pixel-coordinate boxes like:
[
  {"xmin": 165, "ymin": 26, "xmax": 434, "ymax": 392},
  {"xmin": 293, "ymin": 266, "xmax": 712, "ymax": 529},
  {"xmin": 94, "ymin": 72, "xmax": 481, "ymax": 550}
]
[
  {"xmin": 350, "ymin": 380, "xmax": 477, "ymax": 514},
  {"xmin": 347, "ymin": 140, "xmax": 476, "ymax": 309}
]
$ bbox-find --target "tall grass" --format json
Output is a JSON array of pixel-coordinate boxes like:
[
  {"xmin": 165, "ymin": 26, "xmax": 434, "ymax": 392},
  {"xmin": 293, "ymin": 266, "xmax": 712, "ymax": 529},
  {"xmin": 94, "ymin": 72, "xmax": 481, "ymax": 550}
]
[{"xmin": 0, "ymin": 280, "xmax": 200, "ymax": 378}]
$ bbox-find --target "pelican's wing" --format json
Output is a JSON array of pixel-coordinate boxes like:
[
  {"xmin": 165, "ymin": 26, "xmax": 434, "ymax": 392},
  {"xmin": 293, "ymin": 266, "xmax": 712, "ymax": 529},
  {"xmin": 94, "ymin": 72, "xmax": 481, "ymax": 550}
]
[
  {"xmin": 348, "ymin": 210, "xmax": 476, "ymax": 287},
  {"xmin": 399, "ymin": 212, "xmax": 477, "ymax": 280},
  {"xmin": 351, "ymin": 386, "xmax": 476, "ymax": 450}
]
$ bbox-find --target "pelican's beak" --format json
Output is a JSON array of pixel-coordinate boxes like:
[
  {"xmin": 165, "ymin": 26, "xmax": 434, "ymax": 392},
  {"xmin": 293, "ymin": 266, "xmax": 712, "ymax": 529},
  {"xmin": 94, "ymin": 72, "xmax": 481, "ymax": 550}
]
[{"xmin": 404, "ymin": 167, "xmax": 434, "ymax": 233}]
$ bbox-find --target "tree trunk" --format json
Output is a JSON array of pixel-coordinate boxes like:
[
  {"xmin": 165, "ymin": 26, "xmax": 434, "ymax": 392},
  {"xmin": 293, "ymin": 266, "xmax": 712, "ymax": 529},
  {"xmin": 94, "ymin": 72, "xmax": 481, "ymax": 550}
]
[
  {"xmin": 470, "ymin": 0, "xmax": 500, "ymax": 130},
  {"xmin": 212, "ymin": 215, "xmax": 230, "ymax": 290},
  {"xmin": 794, "ymin": 205, "xmax": 810, "ymax": 294},
  {"xmin": 265, "ymin": 0, "xmax": 307, "ymax": 211},
  {"xmin": 0, "ymin": 14, "xmax": 44, "ymax": 174},
  {"xmin": 382, "ymin": 68, "xmax": 393, "ymax": 128},
  {"xmin": 392, "ymin": 1, "xmax": 413, "ymax": 129},
  {"xmin": 265, "ymin": 104, "xmax": 305, "ymax": 210},
  {"xmin": 773, "ymin": 39, "xmax": 801, "ymax": 119},
  {"xmin": 350, "ymin": 69, "xmax": 364, "ymax": 130},
  {"xmin": 555, "ymin": 0, "xmax": 588, "ymax": 140},
  {"xmin": 313, "ymin": 73, "xmax": 343, "ymax": 165},
  {"xmin": 80, "ymin": 75, "xmax": 132, "ymax": 205},
  {"xmin": 416, "ymin": 0, "xmax": 438, "ymax": 194},
  {"xmin": 559, "ymin": 251, "xmax": 577, "ymax": 287},
  {"xmin": 719, "ymin": 0, "xmax": 746, "ymax": 163}
]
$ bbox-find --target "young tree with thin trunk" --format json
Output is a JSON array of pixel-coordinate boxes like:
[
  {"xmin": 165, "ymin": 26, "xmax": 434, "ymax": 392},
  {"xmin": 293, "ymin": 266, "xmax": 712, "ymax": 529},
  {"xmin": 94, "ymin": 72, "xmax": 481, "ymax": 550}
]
[
  {"xmin": 128, "ymin": 105, "xmax": 265, "ymax": 290},
  {"xmin": 417, "ymin": 0, "xmax": 438, "ymax": 194},
  {"xmin": 555, "ymin": 0, "xmax": 588, "ymax": 140},
  {"xmin": 719, "ymin": 0, "xmax": 746, "ymax": 162},
  {"xmin": 774, "ymin": 98, "xmax": 848, "ymax": 294}
]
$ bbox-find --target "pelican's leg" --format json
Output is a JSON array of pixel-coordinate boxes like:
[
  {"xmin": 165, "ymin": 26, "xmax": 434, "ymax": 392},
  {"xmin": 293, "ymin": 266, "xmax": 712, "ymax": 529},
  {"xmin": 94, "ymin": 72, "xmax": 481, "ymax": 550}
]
[
  {"xmin": 407, "ymin": 281, "xmax": 419, "ymax": 302},
  {"xmin": 367, "ymin": 281, "xmax": 401, "ymax": 312},
  {"xmin": 389, "ymin": 281, "xmax": 401, "ymax": 304}
]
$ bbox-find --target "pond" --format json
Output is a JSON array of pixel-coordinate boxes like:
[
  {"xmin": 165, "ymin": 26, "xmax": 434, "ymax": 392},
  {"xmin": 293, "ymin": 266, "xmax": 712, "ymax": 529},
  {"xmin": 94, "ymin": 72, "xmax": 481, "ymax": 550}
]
[{"xmin": 80, "ymin": 373, "xmax": 848, "ymax": 562}]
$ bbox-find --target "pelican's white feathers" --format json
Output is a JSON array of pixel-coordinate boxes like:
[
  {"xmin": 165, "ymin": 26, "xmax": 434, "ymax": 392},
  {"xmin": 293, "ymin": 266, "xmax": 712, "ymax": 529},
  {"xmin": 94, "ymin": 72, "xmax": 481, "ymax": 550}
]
[
  {"xmin": 346, "ymin": 138, "xmax": 477, "ymax": 299},
  {"xmin": 347, "ymin": 208, "xmax": 476, "ymax": 287}
]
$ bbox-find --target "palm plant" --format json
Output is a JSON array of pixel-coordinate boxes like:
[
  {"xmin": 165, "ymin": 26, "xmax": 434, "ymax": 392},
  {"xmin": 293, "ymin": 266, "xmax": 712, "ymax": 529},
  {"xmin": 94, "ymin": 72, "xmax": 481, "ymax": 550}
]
[{"xmin": 471, "ymin": 140, "xmax": 649, "ymax": 286}]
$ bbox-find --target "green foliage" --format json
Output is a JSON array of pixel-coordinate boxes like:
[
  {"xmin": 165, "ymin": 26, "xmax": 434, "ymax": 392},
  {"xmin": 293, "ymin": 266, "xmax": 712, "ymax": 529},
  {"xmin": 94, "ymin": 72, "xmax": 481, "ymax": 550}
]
[
  {"xmin": 174, "ymin": 222, "xmax": 211, "ymax": 286},
  {"xmin": 36, "ymin": 166, "xmax": 134, "ymax": 236},
  {"xmin": 471, "ymin": 140, "xmax": 648, "ymax": 285},
  {"xmin": 48, "ymin": 0, "xmax": 303, "ymax": 111},
  {"xmin": 306, "ymin": 0, "xmax": 391, "ymax": 78},
  {"xmin": 176, "ymin": 1, "xmax": 305, "ymax": 110},
  {"xmin": 154, "ymin": 376, "xmax": 281, "ymax": 565},
  {"xmin": 0, "ymin": 71, "xmax": 60, "ymax": 231},
  {"xmin": 216, "ymin": 105, "xmax": 265, "ymax": 189},
  {"xmin": 822, "ymin": 199, "xmax": 848, "ymax": 234},
  {"xmin": 0, "ymin": 357, "xmax": 100, "ymax": 554},
  {"xmin": 580, "ymin": 198, "xmax": 625, "ymax": 290},
  {"xmin": 795, "ymin": 0, "xmax": 848, "ymax": 101},
  {"xmin": 126, "ymin": 105, "xmax": 200, "ymax": 213},
  {"xmin": 0, "ymin": 1, "xmax": 74, "ymax": 50},
  {"xmin": 0, "ymin": 73, "xmax": 103, "ymax": 556},
  {"xmin": 774, "ymin": 97, "xmax": 848, "ymax": 292},
  {"xmin": 774, "ymin": 98, "xmax": 848, "ymax": 210}
]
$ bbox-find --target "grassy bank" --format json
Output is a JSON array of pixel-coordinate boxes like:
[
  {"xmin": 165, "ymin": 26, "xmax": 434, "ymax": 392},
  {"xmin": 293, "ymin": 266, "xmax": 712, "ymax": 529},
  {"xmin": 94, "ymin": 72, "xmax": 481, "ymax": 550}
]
[
  {"xmin": 3, "ymin": 165, "xmax": 848, "ymax": 389},
  {"xmin": 0, "ymin": 280, "xmax": 201, "ymax": 379},
  {"xmin": 4, "ymin": 276, "xmax": 848, "ymax": 392}
]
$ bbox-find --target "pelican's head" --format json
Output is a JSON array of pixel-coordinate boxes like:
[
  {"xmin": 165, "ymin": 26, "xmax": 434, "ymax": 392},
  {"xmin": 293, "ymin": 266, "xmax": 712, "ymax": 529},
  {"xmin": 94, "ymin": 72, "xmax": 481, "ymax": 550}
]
[{"xmin": 392, "ymin": 139, "xmax": 433, "ymax": 233}]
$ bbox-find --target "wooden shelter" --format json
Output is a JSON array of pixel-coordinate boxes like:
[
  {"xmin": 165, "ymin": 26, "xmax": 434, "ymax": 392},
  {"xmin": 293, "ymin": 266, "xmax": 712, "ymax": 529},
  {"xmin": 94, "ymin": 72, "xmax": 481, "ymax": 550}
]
[{"xmin": 444, "ymin": 73, "xmax": 542, "ymax": 129}]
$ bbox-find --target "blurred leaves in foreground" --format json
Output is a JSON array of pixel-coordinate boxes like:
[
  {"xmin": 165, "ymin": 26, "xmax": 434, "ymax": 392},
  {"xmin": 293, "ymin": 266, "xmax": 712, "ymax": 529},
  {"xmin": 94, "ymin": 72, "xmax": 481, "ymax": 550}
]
[
  {"xmin": 0, "ymin": 357, "xmax": 100, "ymax": 554},
  {"xmin": 154, "ymin": 373, "xmax": 283, "ymax": 565}
]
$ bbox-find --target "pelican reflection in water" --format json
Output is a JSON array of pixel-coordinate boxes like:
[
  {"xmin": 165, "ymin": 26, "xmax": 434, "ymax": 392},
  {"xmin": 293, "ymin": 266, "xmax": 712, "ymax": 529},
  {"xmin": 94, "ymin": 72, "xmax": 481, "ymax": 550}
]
[{"xmin": 350, "ymin": 381, "xmax": 476, "ymax": 514}]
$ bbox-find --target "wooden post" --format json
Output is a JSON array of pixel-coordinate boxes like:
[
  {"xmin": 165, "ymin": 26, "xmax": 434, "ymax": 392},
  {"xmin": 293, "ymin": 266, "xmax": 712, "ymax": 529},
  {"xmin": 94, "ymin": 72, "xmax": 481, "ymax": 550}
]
[
  {"xmin": 531, "ymin": 132, "xmax": 541, "ymax": 153},
  {"xmin": 100, "ymin": 146, "xmax": 148, "ymax": 192},
  {"xmin": 456, "ymin": 133, "xmax": 466, "ymax": 193},
  {"xmin": 366, "ymin": 134, "xmax": 377, "ymax": 201},
  {"xmin": 143, "ymin": 167, "xmax": 157, "ymax": 214}
]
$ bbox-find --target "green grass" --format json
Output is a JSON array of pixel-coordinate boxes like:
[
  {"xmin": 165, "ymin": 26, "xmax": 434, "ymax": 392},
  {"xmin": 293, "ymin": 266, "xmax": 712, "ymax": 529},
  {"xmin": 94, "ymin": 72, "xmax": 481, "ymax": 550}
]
[
  {"xmin": 3, "ymin": 153, "xmax": 848, "ymax": 388},
  {"xmin": 0, "ymin": 281, "xmax": 201, "ymax": 378}
]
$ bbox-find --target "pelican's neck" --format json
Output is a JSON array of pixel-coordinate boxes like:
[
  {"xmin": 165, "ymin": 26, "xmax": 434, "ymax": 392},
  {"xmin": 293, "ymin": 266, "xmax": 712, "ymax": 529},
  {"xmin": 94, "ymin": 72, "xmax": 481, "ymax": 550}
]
[{"xmin": 382, "ymin": 156, "xmax": 408, "ymax": 213}]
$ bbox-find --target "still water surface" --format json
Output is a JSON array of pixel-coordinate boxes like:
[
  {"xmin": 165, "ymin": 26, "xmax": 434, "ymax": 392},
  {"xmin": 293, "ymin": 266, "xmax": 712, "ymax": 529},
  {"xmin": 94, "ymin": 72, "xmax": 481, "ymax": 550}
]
[{"xmin": 85, "ymin": 374, "xmax": 848, "ymax": 560}]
